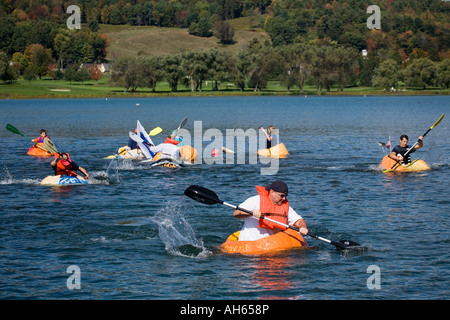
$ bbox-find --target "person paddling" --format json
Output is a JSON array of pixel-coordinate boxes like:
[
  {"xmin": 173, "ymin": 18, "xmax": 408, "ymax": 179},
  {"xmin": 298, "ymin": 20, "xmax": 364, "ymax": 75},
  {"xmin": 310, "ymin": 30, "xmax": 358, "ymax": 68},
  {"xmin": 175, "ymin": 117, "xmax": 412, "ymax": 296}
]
[
  {"xmin": 126, "ymin": 128, "xmax": 139, "ymax": 150},
  {"xmin": 260, "ymin": 125, "xmax": 278, "ymax": 149},
  {"xmin": 32, "ymin": 129, "xmax": 50, "ymax": 144},
  {"xmin": 233, "ymin": 180, "xmax": 308, "ymax": 241},
  {"xmin": 51, "ymin": 152, "xmax": 90, "ymax": 179},
  {"xmin": 390, "ymin": 134, "xmax": 423, "ymax": 164},
  {"xmin": 148, "ymin": 133, "xmax": 182, "ymax": 161}
]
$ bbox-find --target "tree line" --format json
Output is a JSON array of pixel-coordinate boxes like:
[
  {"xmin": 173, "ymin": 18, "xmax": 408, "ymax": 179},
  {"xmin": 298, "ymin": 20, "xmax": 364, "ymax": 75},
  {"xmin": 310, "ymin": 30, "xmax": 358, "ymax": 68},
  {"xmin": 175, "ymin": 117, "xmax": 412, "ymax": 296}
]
[
  {"xmin": 1, "ymin": 39, "xmax": 449, "ymax": 91},
  {"xmin": 109, "ymin": 41, "xmax": 450, "ymax": 93}
]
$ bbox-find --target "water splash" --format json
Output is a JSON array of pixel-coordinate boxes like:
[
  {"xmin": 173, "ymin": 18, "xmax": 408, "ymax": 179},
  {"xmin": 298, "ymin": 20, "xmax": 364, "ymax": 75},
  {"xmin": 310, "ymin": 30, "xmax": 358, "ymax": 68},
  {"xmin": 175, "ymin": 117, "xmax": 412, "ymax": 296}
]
[
  {"xmin": 86, "ymin": 158, "xmax": 122, "ymax": 184},
  {"xmin": 0, "ymin": 166, "xmax": 13, "ymax": 184},
  {"xmin": 0, "ymin": 167, "xmax": 41, "ymax": 185},
  {"xmin": 152, "ymin": 202, "xmax": 211, "ymax": 258}
]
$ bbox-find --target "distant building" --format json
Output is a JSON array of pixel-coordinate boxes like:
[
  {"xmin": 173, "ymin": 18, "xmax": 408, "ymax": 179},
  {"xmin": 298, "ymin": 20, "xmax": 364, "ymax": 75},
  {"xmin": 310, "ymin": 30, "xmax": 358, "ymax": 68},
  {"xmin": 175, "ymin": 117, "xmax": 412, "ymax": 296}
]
[{"xmin": 80, "ymin": 63, "xmax": 109, "ymax": 73}]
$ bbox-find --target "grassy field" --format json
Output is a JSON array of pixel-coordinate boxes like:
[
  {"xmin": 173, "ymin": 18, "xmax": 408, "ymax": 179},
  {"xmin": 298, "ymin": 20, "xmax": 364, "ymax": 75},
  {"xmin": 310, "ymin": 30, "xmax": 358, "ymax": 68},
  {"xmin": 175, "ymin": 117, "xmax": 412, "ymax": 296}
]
[{"xmin": 101, "ymin": 18, "xmax": 270, "ymax": 59}]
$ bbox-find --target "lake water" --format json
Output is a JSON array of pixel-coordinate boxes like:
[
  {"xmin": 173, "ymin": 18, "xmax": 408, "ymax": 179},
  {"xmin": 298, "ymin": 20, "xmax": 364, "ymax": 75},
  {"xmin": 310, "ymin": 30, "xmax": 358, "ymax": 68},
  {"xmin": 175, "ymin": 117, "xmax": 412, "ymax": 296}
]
[{"xmin": 0, "ymin": 96, "xmax": 448, "ymax": 302}]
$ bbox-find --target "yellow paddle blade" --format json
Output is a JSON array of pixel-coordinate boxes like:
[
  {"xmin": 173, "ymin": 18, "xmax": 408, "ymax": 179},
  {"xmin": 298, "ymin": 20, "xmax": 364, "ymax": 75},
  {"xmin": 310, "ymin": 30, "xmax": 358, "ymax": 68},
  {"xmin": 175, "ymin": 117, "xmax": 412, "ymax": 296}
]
[
  {"xmin": 149, "ymin": 127, "xmax": 163, "ymax": 136},
  {"xmin": 430, "ymin": 113, "xmax": 445, "ymax": 129},
  {"xmin": 104, "ymin": 155, "xmax": 117, "ymax": 159}
]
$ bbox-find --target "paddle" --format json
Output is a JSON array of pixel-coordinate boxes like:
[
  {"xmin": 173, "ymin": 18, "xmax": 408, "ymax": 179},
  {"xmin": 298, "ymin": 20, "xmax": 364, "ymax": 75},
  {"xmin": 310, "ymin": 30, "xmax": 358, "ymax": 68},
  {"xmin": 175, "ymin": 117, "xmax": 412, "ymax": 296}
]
[
  {"xmin": 385, "ymin": 113, "xmax": 445, "ymax": 172},
  {"xmin": 148, "ymin": 127, "xmax": 163, "ymax": 136},
  {"xmin": 129, "ymin": 131, "xmax": 153, "ymax": 146},
  {"xmin": 184, "ymin": 185, "xmax": 364, "ymax": 251},
  {"xmin": 104, "ymin": 127, "xmax": 162, "ymax": 159},
  {"xmin": 43, "ymin": 137, "xmax": 58, "ymax": 154},
  {"xmin": 6, "ymin": 124, "xmax": 53, "ymax": 154},
  {"xmin": 176, "ymin": 117, "xmax": 188, "ymax": 133}
]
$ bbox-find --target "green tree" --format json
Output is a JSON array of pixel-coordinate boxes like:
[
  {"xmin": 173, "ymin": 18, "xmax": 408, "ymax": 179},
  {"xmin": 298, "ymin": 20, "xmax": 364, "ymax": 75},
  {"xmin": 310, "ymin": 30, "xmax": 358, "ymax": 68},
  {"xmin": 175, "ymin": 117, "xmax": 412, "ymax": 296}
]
[
  {"xmin": 359, "ymin": 55, "xmax": 377, "ymax": 87},
  {"xmin": 308, "ymin": 45, "xmax": 339, "ymax": 92},
  {"xmin": 64, "ymin": 65, "xmax": 78, "ymax": 84},
  {"xmin": 214, "ymin": 20, "xmax": 235, "ymax": 44},
  {"xmin": 402, "ymin": 58, "xmax": 437, "ymax": 89},
  {"xmin": 0, "ymin": 16, "xmax": 16, "ymax": 55},
  {"xmin": 0, "ymin": 51, "xmax": 18, "ymax": 83},
  {"xmin": 11, "ymin": 52, "xmax": 28, "ymax": 75},
  {"xmin": 188, "ymin": 16, "xmax": 212, "ymax": 37},
  {"xmin": 265, "ymin": 15, "xmax": 297, "ymax": 47},
  {"xmin": 334, "ymin": 46, "xmax": 360, "ymax": 91},
  {"xmin": 206, "ymin": 49, "xmax": 236, "ymax": 90},
  {"xmin": 278, "ymin": 44, "xmax": 311, "ymax": 92},
  {"xmin": 23, "ymin": 67, "xmax": 36, "ymax": 83},
  {"xmin": 235, "ymin": 49, "xmax": 255, "ymax": 91},
  {"xmin": 163, "ymin": 54, "xmax": 184, "ymax": 92},
  {"xmin": 75, "ymin": 68, "xmax": 91, "ymax": 84},
  {"xmin": 109, "ymin": 57, "xmax": 141, "ymax": 91},
  {"xmin": 181, "ymin": 51, "xmax": 209, "ymax": 91},
  {"xmin": 81, "ymin": 43, "xmax": 94, "ymax": 63},
  {"xmin": 372, "ymin": 59, "xmax": 400, "ymax": 90},
  {"xmin": 248, "ymin": 47, "xmax": 280, "ymax": 91},
  {"xmin": 437, "ymin": 59, "xmax": 450, "ymax": 89},
  {"xmin": 139, "ymin": 55, "xmax": 164, "ymax": 92},
  {"xmin": 31, "ymin": 46, "xmax": 53, "ymax": 79}
]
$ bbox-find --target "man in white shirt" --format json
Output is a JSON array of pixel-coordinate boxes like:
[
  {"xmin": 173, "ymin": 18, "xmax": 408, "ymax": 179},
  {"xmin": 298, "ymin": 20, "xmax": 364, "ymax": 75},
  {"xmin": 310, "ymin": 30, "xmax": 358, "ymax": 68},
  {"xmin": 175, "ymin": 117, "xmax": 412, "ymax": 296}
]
[
  {"xmin": 233, "ymin": 180, "xmax": 308, "ymax": 241},
  {"xmin": 148, "ymin": 134, "xmax": 182, "ymax": 161}
]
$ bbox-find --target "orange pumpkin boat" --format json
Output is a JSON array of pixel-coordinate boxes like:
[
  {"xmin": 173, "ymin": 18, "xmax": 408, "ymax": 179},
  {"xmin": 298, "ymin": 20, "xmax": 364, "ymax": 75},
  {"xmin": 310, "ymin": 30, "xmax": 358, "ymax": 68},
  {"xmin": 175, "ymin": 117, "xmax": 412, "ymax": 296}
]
[
  {"xmin": 27, "ymin": 144, "xmax": 52, "ymax": 157},
  {"xmin": 219, "ymin": 228, "xmax": 307, "ymax": 255},
  {"xmin": 379, "ymin": 155, "xmax": 430, "ymax": 173},
  {"xmin": 257, "ymin": 143, "xmax": 289, "ymax": 158}
]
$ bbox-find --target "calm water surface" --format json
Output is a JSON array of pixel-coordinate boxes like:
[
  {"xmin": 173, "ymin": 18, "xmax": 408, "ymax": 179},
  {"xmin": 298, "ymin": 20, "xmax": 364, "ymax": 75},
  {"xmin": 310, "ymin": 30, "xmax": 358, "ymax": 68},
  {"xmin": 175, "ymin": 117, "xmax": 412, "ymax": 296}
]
[{"xmin": 0, "ymin": 96, "xmax": 448, "ymax": 300}]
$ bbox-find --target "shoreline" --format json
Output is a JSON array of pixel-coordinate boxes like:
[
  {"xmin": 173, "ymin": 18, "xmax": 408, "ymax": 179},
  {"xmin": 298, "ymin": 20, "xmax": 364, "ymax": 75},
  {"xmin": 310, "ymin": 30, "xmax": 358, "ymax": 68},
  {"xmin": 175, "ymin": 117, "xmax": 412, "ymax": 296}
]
[{"xmin": 1, "ymin": 90, "xmax": 448, "ymax": 100}]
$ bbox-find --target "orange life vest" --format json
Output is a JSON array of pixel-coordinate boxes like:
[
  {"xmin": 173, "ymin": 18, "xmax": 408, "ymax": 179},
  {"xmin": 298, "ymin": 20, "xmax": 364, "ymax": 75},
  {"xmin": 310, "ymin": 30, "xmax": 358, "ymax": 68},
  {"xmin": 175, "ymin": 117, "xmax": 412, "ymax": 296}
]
[
  {"xmin": 164, "ymin": 137, "xmax": 180, "ymax": 145},
  {"xmin": 256, "ymin": 186, "xmax": 289, "ymax": 231},
  {"xmin": 53, "ymin": 153, "xmax": 77, "ymax": 177}
]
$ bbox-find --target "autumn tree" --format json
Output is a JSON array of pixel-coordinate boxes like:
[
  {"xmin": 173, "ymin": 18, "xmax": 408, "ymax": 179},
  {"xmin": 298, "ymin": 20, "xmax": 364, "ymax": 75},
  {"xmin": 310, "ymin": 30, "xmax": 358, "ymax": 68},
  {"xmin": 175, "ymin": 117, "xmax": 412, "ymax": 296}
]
[{"xmin": 90, "ymin": 65, "xmax": 102, "ymax": 81}]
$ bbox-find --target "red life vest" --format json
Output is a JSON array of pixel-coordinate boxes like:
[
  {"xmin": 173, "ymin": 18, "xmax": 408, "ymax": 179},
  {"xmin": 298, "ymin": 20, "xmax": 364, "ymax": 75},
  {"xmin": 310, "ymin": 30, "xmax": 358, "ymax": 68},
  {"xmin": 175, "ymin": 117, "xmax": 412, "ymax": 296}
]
[
  {"xmin": 256, "ymin": 186, "xmax": 289, "ymax": 231},
  {"xmin": 164, "ymin": 137, "xmax": 180, "ymax": 145},
  {"xmin": 54, "ymin": 153, "xmax": 77, "ymax": 177}
]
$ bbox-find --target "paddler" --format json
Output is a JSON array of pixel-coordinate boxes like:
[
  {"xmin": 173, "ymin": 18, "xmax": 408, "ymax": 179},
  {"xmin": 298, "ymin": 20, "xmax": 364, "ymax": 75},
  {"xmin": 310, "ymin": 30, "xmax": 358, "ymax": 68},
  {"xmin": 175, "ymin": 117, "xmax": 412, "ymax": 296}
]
[
  {"xmin": 148, "ymin": 133, "xmax": 182, "ymax": 161},
  {"xmin": 390, "ymin": 134, "xmax": 423, "ymax": 164},
  {"xmin": 233, "ymin": 180, "xmax": 308, "ymax": 241},
  {"xmin": 260, "ymin": 125, "xmax": 278, "ymax": 149},
  {"xmin": 32, "ymin": 129, "xmax": 50, "ymax": 144},
  {"xmin": 51, "ymin": 152, "xmax": 90, "ymax": 179},
  {"xmin": 128, "ymin": 129, "xmax": 139, "ymax": 149}
]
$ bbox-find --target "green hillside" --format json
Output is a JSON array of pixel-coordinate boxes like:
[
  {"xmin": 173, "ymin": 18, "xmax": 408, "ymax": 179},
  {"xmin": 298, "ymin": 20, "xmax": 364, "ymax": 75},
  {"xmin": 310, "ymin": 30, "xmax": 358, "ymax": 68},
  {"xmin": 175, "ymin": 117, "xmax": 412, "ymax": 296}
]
[{"xmin": 101, "ymin": 17, "xmax": 270, "ymax": 60}]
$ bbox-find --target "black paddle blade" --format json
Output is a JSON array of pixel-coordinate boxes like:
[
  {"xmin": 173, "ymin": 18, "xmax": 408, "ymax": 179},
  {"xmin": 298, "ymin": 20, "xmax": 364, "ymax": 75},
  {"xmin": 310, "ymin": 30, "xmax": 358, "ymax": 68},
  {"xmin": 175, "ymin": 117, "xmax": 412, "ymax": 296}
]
[
  {"xmin": 178, "ymin": 117, "xmax": 188, "ymax": 129},
  {"xmin": 184, "ymin": 185, "xmax": 221, "ymax": 205},
  {"xmin": 338, "ymin": 240, "xmax": 366, "ymax": 251}
]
